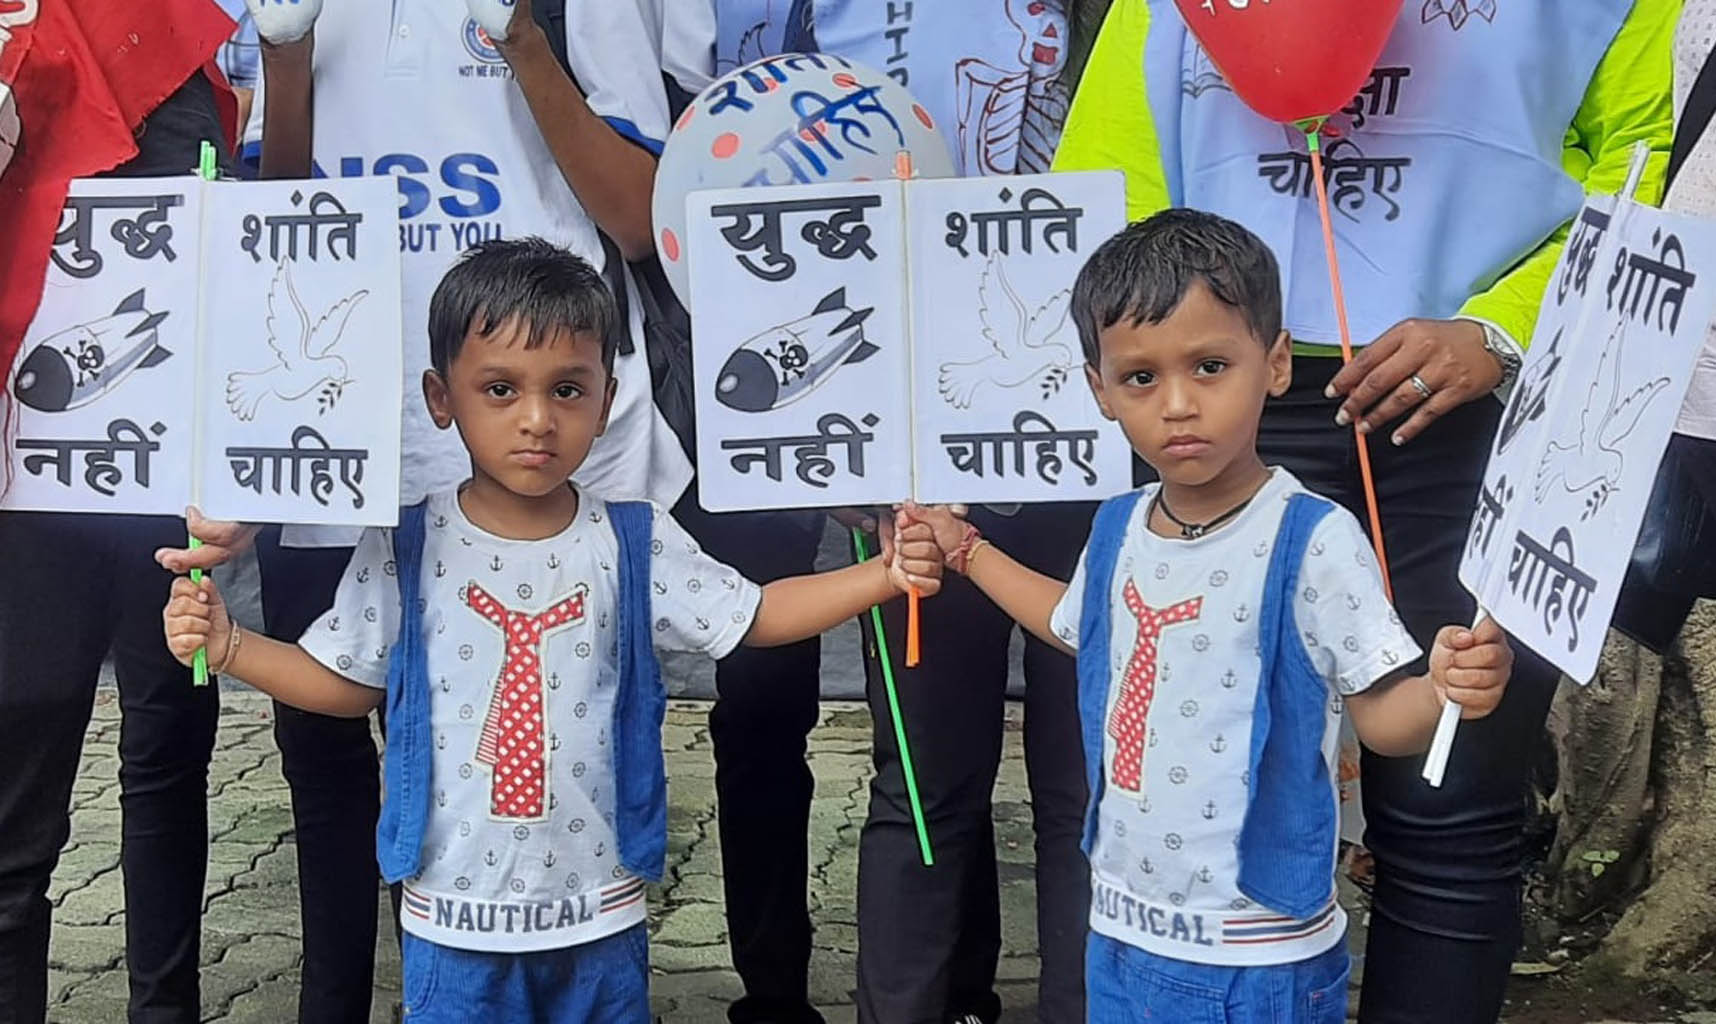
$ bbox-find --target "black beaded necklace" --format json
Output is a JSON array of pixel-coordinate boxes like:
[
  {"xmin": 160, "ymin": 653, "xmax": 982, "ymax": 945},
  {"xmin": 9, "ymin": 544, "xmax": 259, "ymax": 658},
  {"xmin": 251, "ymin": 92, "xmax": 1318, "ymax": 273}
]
[{"xmin": 1153, "ymin": 489, "xmax": 1256, "ymax": 540}]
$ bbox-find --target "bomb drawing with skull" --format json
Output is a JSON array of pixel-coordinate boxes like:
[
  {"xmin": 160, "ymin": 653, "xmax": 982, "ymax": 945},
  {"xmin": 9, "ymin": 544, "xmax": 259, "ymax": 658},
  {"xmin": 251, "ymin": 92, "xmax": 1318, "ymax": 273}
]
[
  {"xmin": 11, "ymin": 289, "xmax": 173, "ymax": 413},
  {"xmin": 713, "ymin": 287, "xmax": 879, "ymax": 412}
]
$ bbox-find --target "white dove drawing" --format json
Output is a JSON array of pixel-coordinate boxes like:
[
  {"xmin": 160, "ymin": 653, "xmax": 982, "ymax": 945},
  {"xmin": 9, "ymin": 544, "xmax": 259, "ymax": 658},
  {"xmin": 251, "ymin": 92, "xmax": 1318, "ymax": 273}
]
[
  {"xmin": 1533, "ymin": 322, "xmax": 1670, "ymax": 513},
  {"xmin": 938, "ymin": 255, "xmax": 1077, "ymax": 410},
  {"xmin": 226, "ymin": 261, "xmax": 368, "ymax": 422}
]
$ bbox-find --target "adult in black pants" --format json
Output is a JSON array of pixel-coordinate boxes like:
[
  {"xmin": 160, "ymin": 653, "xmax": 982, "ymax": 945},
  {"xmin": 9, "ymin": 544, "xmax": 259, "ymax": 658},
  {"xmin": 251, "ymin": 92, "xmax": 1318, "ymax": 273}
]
[
  {"xmin": 0, "ymin": 75, "xmax": 227, "ymax": 1024},
  {"xmin": 671, "ymin": 4, "xmax": 1097, "ymax": 1019},
  {"xmin": 674, "ymin": 497, "xmax": 828, "ymax": 1024},
  {"xmin": 1263, "ymin": 359, "xmax": 1562, "ymax": 1020},
  {"xmin": 680, "ymin": 500, "xmax": 1094, "ymax": 1024},
  {"xmin": 249, "ymin": 532, "xmax": 392, "ymax": 1022},
  {"xmin": 1058, "ymin": 4, "xmax": 1675, "ymax": 1016},
  {"xmin": 855, "ymin": 503, "xmax": 1092, "ymax": 1024}
]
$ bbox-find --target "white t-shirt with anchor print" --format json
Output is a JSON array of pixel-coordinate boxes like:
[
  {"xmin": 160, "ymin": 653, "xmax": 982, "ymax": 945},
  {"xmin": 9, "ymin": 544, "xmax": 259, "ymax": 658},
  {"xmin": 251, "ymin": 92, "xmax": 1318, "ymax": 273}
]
[
  {"xmin": 299, "ymin": 486, "xmax": 760, "ymax": 953},
  {"xmin": 1049, "ymin": 469, "xmax": 1419, "ymax": 967}
]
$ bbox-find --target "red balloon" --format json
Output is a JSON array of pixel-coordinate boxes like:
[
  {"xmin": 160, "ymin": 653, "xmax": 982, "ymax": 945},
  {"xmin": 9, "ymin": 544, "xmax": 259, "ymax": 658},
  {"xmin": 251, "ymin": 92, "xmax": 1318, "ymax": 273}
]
[{"xmin": 1173, "ymin": 0, "xmax": 1402, "ymax": 124}]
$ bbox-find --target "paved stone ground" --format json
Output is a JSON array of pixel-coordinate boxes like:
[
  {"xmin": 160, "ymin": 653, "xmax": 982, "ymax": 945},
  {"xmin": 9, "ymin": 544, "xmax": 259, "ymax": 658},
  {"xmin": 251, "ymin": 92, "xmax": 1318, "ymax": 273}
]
[
  {"xmin": 47, "ymin": 692, "xmax": 1050, "ymax": 1023},
  {"xmin": 46, "ymin": 690, "xmax": 1706, "ymax": 1024}
]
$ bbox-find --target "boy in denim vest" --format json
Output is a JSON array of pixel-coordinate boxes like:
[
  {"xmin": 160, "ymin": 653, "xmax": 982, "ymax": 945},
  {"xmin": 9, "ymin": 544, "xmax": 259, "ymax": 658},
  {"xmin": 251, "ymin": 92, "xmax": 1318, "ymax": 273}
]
[
  {"xmin": 905, "ymin": 210, "xmax": 1513, "ymax": 1023},
  {"xmin": 162, "ymin": 238, "xmax": 941, "ymax": 1023}
]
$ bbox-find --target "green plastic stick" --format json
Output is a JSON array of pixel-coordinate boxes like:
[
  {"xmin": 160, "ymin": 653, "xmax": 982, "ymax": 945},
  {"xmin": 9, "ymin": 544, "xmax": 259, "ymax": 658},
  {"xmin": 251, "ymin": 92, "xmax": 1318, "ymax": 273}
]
[
  {"xmin": 191, "ymin": 141, "xmax": 217, "ymax": 686},
  {"xmin": 852, "ymin": 529, "xmax": 933, "ymax": 867},
  {"xmin": 190, "ymin": 540, "xmax": 209, "ymax": 686}
]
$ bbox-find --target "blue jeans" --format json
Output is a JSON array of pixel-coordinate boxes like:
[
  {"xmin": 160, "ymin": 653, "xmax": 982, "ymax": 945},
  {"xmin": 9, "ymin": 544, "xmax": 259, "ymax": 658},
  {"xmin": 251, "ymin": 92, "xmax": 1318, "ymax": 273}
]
[
  {"xmin": 1085, "ymin": 933, "xmax": 1349, "ymax": 1024},
  {"xmin": 401, "ymin": 926, "xmax": 651, "ymax": 1023}
]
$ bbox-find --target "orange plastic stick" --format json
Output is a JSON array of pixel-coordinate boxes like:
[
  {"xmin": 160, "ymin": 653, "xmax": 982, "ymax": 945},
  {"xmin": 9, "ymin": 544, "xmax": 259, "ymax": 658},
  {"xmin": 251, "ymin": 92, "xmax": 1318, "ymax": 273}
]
[
  {"xmin": 1305, "ymin": 127, "xmax": 1395, "ymax": 599},
  {"xmin": 906, "ymin": 589, "xmax": 921, "ymax": 667},
  {"xmin": 894, "ymin": 146, "xmax": 924, "ymax": 667}
]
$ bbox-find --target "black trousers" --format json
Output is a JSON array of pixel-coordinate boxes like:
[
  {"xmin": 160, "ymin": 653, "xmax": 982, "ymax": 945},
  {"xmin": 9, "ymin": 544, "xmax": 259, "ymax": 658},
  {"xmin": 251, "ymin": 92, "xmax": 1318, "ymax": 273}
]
[
  {"xmin": 853, "ymin": 503, "xmax": 1092, "ymax": 1024},
  {"xmin": 1264, "ymin": 358, "xmax": 1560, "ymax": 1024},
  {"xmin": 253, "ymin": 529, "xmax": 391, "ymax": 1024},
  {"xmin": 676, "ymin": 498, "xmax": 828, "ymax": 1024},
  {"xmin": 0, "ymin": 513, "xmax": 218, "ymax": 1024},
  {"xmin": 1613, "ymin": 433, "xmax": 1716, "ymax": 651}
]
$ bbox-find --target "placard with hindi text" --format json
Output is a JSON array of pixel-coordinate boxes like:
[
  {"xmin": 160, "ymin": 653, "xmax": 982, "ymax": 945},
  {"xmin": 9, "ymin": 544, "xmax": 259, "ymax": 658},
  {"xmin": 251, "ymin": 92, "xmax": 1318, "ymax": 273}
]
[{"xmin": 4, "ymin": 175, "xmax": 403, "ymax": 526}]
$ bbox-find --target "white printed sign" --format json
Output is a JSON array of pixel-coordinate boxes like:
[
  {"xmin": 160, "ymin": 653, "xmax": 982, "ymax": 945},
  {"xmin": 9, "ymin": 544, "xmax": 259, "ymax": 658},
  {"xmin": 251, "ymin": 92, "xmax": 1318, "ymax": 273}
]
[
  {"xmin": 907, "ymin": 174, "xmax": 1130, "ymax": 504},
  {"xmin": 197, "ymin": 178, "xmax": 403, "ymax": 523},
  {"xmin": 5, "ymin": 176, "xmax": 403, "ymax": 525},
  {"xmin": 687, "ymin": 181, "xmax": 913, "ymax": 511},
  {"xmin": 1459, "ymin": 196, "xmax": 1716, "ymax": 682},
  {"xmin": 686, "ymin": 171, "xmax": 1130, "ymax": 512},
  {"xmin": 7, "ymin": 180, "xmax": 199, "ymax": 515}
]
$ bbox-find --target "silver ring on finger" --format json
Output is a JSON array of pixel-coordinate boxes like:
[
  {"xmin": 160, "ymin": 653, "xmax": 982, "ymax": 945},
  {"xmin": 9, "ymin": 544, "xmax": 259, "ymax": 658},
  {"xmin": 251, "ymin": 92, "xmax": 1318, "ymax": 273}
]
[{"xmin": 1408, "ymin": 373, "xmax": 1433, "ymax": 400}]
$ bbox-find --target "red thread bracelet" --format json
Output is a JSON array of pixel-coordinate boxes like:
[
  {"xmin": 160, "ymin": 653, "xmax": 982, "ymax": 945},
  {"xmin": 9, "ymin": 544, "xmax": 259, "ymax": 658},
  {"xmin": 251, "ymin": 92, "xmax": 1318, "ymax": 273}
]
[{"xmin": 948, "ymin": 523, "xmax": 984, "ymax": 574}]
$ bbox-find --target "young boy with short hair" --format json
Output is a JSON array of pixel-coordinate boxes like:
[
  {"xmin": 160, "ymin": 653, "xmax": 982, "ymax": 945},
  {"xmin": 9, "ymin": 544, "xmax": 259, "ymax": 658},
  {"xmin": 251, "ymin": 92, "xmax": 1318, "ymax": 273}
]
[
  {"xmin": 161, "ymin": 238, "xmax": 941, "ymax": 1023},
  {"xmin": 904, "ymin": 210, "xmax": 1514, "ymax": 1023}
]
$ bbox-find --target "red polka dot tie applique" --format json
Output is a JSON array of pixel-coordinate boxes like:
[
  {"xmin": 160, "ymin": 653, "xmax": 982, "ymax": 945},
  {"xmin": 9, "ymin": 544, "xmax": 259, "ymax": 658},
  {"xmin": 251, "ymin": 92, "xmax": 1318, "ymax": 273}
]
[
  {"xmin": 466, "ymin": 582, "xmax": 588, "ymax": 821},
  {"xmin": 1106, "ymin": 580, "xmax": 1203, "ymax": 793}
]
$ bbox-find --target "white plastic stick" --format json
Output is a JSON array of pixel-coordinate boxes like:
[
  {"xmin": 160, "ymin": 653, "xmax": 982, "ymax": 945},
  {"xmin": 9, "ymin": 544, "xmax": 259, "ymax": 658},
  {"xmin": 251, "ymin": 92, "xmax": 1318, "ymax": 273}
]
[{"xmin": 1421, "ymin": 608, "xmax": 1488, "ymax": 788}]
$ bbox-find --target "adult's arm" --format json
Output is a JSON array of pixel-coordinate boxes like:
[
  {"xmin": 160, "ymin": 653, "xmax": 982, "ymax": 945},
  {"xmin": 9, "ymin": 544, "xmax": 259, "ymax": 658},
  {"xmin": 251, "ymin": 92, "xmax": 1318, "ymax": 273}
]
[
  {"xmin": 255, "ymin": 36, "xmax": 314, "ymax": 179},
  {"xmin": 498, "ymin": 0, "xmax": 662, "ymax": 261}
]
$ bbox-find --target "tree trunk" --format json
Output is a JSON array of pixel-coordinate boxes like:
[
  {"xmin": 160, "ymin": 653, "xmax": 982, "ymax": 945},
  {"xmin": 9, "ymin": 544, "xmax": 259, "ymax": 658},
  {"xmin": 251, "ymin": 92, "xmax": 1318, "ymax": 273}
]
[
  {"xmin": 1548, "ymin": 601, "xmax": 1716, "ymax": 991},
  {"xmin": 1545, "ymin": 632, "xmax": 1660, "ymax": 917}
]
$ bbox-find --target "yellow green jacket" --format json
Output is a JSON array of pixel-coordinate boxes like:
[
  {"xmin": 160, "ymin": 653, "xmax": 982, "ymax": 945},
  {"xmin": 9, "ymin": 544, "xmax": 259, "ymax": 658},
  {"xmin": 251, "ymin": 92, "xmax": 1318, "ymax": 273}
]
[{"xmin": 1053, "ymin": 0, "xmax": 1679, "ymax": 351}]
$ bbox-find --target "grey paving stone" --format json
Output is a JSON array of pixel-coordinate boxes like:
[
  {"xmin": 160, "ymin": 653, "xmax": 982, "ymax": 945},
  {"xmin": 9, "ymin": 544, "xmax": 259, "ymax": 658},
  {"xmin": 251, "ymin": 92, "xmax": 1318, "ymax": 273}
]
[
  {"xmin": 211, "ymin": 803, "xmax": 295, "ymax": 846},
  {"xmin": 45, "ymin": 969, "xmax": 93, "ymax": 1009},
  {"xmin": 37, "ymin": 690, "xmax": 1330, "ymax": 1024},
  {"xmin": 200, "ymin": 932, "xmax": 301, "ymax": 1019},
  {"xmin": 649, "ymin": 941, "xmax": 734, "ymax": 974},
  {"xmin": 217, "ymin": 971, "xmax": 303, "ymax": 1024},
  {"xmin": 230, "ymin": 842, "xmax": 299, "ymax": 891},
  {"xmin": 202, "ymin": 887, "xmax": 304, "ymax": 941},
  {"xmin": 649, "ymin": 967, "xmax": 745, "ymax": 1019},
  {"xmin": 47, "ymin": 842, "xmax": 119, "ymax": 905},
  {"xmin": 49, "ymin": 964, "xmax": 129, "ymax": 1023},
  {"xmin": 47, "ymin": 923, "xmax": 124, "ymax": 975},
  {"xmin": 816, "ymin": 921, "xmax": 859, "ymax": 955},
  {"xmin": 54, "ymin": 867, "xmax": 124, "ymax": 927},
  {"xmin": 665, "ymin": 871, "xmax": 724, "ymax": 906},
  {"xmin": 656, "ymin": 901, "xmax": 728, "ymax": 948}
]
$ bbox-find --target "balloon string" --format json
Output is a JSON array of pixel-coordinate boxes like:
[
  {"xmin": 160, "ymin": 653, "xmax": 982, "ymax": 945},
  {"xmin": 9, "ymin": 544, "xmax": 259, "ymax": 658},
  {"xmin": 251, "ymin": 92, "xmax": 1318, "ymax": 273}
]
[{"xmin": 1304, "ymin": 126, "xmax": 1395, "ymax": 600}]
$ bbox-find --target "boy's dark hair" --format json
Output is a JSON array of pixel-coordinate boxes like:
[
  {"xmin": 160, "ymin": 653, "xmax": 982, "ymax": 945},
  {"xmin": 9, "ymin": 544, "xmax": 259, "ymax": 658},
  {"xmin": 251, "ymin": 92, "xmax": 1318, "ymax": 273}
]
[
  {"xmin": 427, "ymin": 237, "xmax": 617, "ymax": 377},
  {"xmin": 1070, "ymin": 208, "xmax": 1282, "ymax": 365}
]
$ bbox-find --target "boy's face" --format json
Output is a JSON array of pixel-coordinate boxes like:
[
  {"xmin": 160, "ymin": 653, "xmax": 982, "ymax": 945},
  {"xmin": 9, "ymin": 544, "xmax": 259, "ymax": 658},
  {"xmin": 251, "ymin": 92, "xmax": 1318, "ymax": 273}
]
[
  {"xmin": 423, "ymin": 317, "xmax": 616, "ymax": 499},
  {"xmin": 1084, "ymin": 280, "xmax": 1290, "ymax": 489}
]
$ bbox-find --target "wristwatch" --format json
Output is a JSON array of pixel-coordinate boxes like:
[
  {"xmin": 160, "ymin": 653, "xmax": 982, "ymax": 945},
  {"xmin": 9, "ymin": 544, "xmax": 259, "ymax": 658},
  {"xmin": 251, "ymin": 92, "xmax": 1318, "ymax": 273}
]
[{"xmin": 1473, "ymin": 319, "xmax": 1522, "ymax": 395}]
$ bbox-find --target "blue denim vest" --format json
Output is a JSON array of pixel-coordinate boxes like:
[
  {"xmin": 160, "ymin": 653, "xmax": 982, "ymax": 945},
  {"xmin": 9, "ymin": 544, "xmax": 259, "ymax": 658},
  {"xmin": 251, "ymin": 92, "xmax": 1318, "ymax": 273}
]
[
  {"xmin": 1077, "ymin": 489, "xmax": 1336, "ymax": 920},
  {"xmin": 376, "ymin": 500, "xmax": 670, "ymax": 884}
]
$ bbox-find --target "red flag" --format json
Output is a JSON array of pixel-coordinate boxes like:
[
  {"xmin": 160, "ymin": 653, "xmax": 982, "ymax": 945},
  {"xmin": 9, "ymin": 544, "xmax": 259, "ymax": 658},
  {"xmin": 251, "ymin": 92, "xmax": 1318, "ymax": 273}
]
[{"xmin": 0, "ymin": 0, "xmax": 234, "ymax": 429}]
